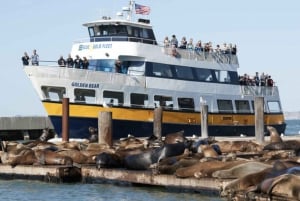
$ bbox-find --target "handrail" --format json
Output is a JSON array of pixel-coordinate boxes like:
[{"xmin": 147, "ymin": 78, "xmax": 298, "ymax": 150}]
[{"xmin": 74, "ymin": 36, "xmax": 157, "ymax": 45}]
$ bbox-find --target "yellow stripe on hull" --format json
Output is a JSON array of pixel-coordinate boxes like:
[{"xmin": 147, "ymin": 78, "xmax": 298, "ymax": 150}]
[{"xmin": 43, "ymin": 102, "xmax": 285, "ymax": 126}]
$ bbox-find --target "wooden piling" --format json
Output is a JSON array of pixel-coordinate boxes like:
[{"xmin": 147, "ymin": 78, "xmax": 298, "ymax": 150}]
[
  {"xmin": 62, "ymin": 97, "xmax": 69, "ymax": 142},
  {"xmin": 255, "ymin": 96, "xmax": 264, "ymax": 144},
  {"xmin": 201, "ymin": 104, "xmax": 208, "ymax": 138},
  {"xmin": 98, "ymin": 111, "xmax": 113, "ymax": 146},
  {"xmin": 153, "ymin": 106, "xmax": 163, "ymax": 140}
]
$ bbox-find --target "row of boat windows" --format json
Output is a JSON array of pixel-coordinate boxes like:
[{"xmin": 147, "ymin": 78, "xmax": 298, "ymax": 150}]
[
  {"xmin": 88, "ymin": 25, "xmax": 157, "ymax": 44},
  {"xmin": 88, "ymin": 60, "xmax": 239, "ymax": 84},
  {"xmin": 41, "ymin": 86, "xmax": 281, "ymax": 113}
]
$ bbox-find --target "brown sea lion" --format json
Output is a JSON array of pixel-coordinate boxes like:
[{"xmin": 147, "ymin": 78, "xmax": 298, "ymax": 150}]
[
  {"xmin": 214, "ymin": 140, "xmax": 262, "ymax": 153},
  {"xmin": 198, "ymin": 144, "xmax": 219, "ymax": 158},
  {"xmin": 175, "ymin": 160, "xmax": 246, "ymax": 178},
  {"xmin": 267, "ymin": 126, "xmax": 282, "ymax": 143},
  {"xmin": 9, "ymin": 149, "xmax": 37, "ymax": 167},
  {"xmin": 221, "ymin": 167, "xmax": 273, "ymax": 197},
  {"xmin": 114, "ymin": 136, "xmax": 146, "ymax": 150},
  {"xmin": 34, "ymin": 149, "xmax": 73, "ymax": 166},
  {"xmin": 57, "ymin": 149, "xmax": 95, "ymax": 164},
  {"xmin": 212, "ymin": 161, "xmax": 272, "ymax": 179},
  {"xmin": 158, "ymin": 158, "xmax": 199, "ymax": 175},
  {"xmin": 267, "ymin": 174, "xmax": 300, "ymax": 199}
]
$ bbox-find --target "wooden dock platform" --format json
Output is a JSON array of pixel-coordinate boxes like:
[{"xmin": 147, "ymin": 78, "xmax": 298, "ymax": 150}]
[
  {"xmin": 0, "ymin": 164, "xmax": 81, "ymax": 183},
  {"xmin": 81, "ymin": 166, "xmax": 228, "ymax": 195}
]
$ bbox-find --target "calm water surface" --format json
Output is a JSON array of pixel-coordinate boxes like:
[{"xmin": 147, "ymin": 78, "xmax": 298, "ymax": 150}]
[{"xmin": 0, "ymin": 180, "xmax": 225, "ymax": 201}]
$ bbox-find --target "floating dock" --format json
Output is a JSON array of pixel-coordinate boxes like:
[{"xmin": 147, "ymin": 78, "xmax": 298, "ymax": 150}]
[{"xmin": 0, "ymin": 164, "xmax": 80, "ymax": 183}]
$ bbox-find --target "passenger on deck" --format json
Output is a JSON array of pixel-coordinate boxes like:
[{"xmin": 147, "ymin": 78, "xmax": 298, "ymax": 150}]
[
  {"xmin": 115, "ymin": 60, "xmax": 122, "ymax": 73},
  {"xmin": 179, "ymin": 37, "xmax": 187, "ymax": 49},
  {"xmin": 21, "ymin": 52, "xmax": 30, "ymax": 66},
  {"xmin": 66, "ymin": 54, "xmax": 74, "ymax": 68},
  {"xmin": 57, "ymin": 56, "xmax": 66, "ymax": 67},
  {"xmin": 260, "ymin": 73, "xmax": 266, "ymax": 86},
  {"xmin": 164, "ymin": 36, "xmax": 170, "ymax": 47},
  {"xmin": 170, "ymin": 35, "xmax": 178, "ymax": 48},
  {"xmin": 74, "ymin": 55, "xmax": 82, "ymax": 69},
  {"xmin": 215, "ymin": 45, "xmax": 221, "ymax": 53},
  {"xmin": 187, "ymin": 38, "xmax": 194, "ymax": 50},
  {"xmin": 195, "ymin": 40, "xmax": 203, "ymax": 52},
  {"xmin": 82, "ymin": 57, "xmax": 89, "ymax": 69},
  {"xmin": 31, "ymin": 49, "xmax": 39, "ymax": 66},
  {"xmin": 267, "ymin": 75, "xmax": 274, "ymax": 86},
  {"xmin": 254, "ymin": 72, "xmax": 260, "ymax": 86},
  {"xmin": 232, "ymin": 44, "xmax": 237, "ymax": 55}
]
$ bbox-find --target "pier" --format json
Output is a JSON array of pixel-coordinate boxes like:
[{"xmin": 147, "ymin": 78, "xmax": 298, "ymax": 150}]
[{"xmin": 0, "ymin": 116, "xmax": 54, "ymax": 140}]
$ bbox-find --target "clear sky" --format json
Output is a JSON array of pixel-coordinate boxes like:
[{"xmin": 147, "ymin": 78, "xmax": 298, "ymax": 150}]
[{"xmin": 1, "ymin": 0, "xmax": 299, "ymax": 116}]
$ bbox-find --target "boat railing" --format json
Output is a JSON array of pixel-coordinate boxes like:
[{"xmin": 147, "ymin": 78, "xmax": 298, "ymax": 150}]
[
  {"xmin": 162, "ymin": 47, "xmax": 239, "ymax": 65},
  {"xmin": 74, "ymin": 36, "xmax": 157, "ymax": 45},
  {"xmin": 73, "ymin": 37, "xmax": 238, "ymax": 65},
  {"xmin": 241, "ymin": 85, "xmax": 279, "ymax": 96}
]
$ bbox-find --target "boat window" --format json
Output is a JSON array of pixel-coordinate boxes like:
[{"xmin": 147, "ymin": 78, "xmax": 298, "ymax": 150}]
[
  {"xmin": 152, "ymin": 63, "xmax": 173, "ymax": 78},
  {"xmin": 215, "ymin": 70, "xmax": 231, "ymax": 83},
  {"xmin": 217, "ymin": 99, "xmax": 233, "ymax": 113},
  {"xmin": 175, "ymin": 65, "xmax": 194, "ymax": 80},
  {"xmin": 127, "ymin": 61, "xmax": 145, "ymax": 75},
  {"xmin": 89, "ymin": 59, "xmax": 115, "ymax": 72},
  {"xmin": 194, "ymin": 68, "xmax": 214, "ymax": 82},
  {"xmin": 178, "ymin": 98, "xmax": 195, "ymax": 111},
  {"xmin": 41, "ymin": 86, "xmax": 65, "ymax": 101},
  {"xmin": 235, "ymin": 100, "xmax": 251, "ymax": 113},
  {"xmin": 103, "ymin": 91, "xmax": 124, "ymax": 106},
  {"xmin": 74, "ymin": 89, "xmax": 96, "ymax": 104},
  {"xmin": 130, "ymin": 93, "xmax": 148, "ymax": 108},
  {"xmin": 267, "ymin": 101, "xmax": 281, "ymax": 113},
  {"xmin": 154, "ymin": 95, "xmax": 173, "ymax": 110},
  {"xmin": 88, "ymin": 27, "xmax": 95, "ymax": 37}
]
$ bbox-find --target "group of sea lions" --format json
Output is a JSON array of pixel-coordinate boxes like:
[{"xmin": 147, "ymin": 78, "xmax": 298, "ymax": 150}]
[{"xmin": 1, "ymin": 126, "xmax": 300, "ymax": 200}]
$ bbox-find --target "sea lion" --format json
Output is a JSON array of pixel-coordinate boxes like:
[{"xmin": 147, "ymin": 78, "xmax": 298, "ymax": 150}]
[
  {"xmin": 266, "ymin": 174, "xmax": 300, "ymax": 199},
  {"xmin": 124, "ymin": 148, "xmax": 154, "ymax": 170},
  {"xmin": 221, "ymin": 167, "xmax": 273, "ymax": 197},
  {"xmin": 214, "ymin": 140, "xmax": 262, "ymax": 153},
  {"xmin": 39, "ymin": 127, "xmax": 54, "ymax": 141},
  {"xmin": 212, "ymin": 161, "xmax": 272, "ymax": 179},
  {"xmin": 57, "ymin": 149, "xmax": 95, "ymax": 164},
  {"xmin": 115, "ymin": 136, "xmax": 146, "ymax": 150},
  {"xmin": 190, "ymin": 137, "xmax": 216, "ymax": 153},
  {"xmin": 88, "ymin": 126, "xmax": 98, "ymax": 143},
  {"xmin": 198, "ymin": 144, "xmax": 219, "ymax": 158},
  {"xmin": 267, "ymin": 126, "xmax": 283, "ymax": 143},
  {"xmin": 95, "ymin": 152, "xmax": 123, "ymax": 169},
  {"xmin": 175, "ymin": 160, "xmax": 246, "ymax": 178},
  {"xmin": 221, "ymin": 160, "xmax": 300, "ymax": 197},
  {"xmin": 164, "ymin": 130, "xmax": 185, "ymax": 144},
  {"xmin": 34, "ymin": 149, "xmax": 73, "ymax": 166},
  {"xmin": 124, "ymin": 142, "xmax": 188, "ymax": 170},
  {"xmin": 9, "ymin": 149, "xmax": 37, "ymax": 167},
  {"xmin": 158, "ymin": 158, "xmax": 199, "ymax": 175}
]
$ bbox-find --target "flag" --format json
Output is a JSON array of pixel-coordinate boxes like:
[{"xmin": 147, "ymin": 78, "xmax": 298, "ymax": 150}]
[{"xmin": 135, "ymin": 3, "xmax": 150, "ymax": 15}]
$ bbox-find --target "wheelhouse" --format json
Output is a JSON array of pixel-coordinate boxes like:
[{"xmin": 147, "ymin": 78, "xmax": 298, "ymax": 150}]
[{"xmin": 85, "ymin": 18, "xmax": 157, "ymax": 45}]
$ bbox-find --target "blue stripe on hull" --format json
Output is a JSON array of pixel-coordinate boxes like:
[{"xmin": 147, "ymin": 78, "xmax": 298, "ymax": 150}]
[{"xmin": 49, "ymin": 116, "xmax": 286, "ymax": 139}]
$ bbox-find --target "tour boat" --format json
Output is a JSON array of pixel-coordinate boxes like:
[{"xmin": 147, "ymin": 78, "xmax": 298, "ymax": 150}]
[{"xmin": 23, "ymin": 1, "xmax": 286, "ymax": 139}]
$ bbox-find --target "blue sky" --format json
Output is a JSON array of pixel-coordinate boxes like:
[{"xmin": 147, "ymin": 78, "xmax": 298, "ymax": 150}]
[{"xmin": 1, "ymin": 0, "xmax": 299, "ymax": 116}]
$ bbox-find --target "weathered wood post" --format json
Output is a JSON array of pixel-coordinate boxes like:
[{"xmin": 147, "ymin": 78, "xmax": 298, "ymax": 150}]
[
  {"xmin": 62, "ymin": 97, "xmax": 69, "ymax": 142},
  {"xmin": 201, "ymin": 104, "xmax": 208, "ymax": 138},
  {"xmin": 98, "ymin": 111, "xmax": 113, "ymax": 147},
  {"xmin": 153, "ymin": 106, "xmax": 163, "ymax": 140},
  {"xmin": 255, "ymin": 96, "xmax": 265, "ymax": 144}
]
